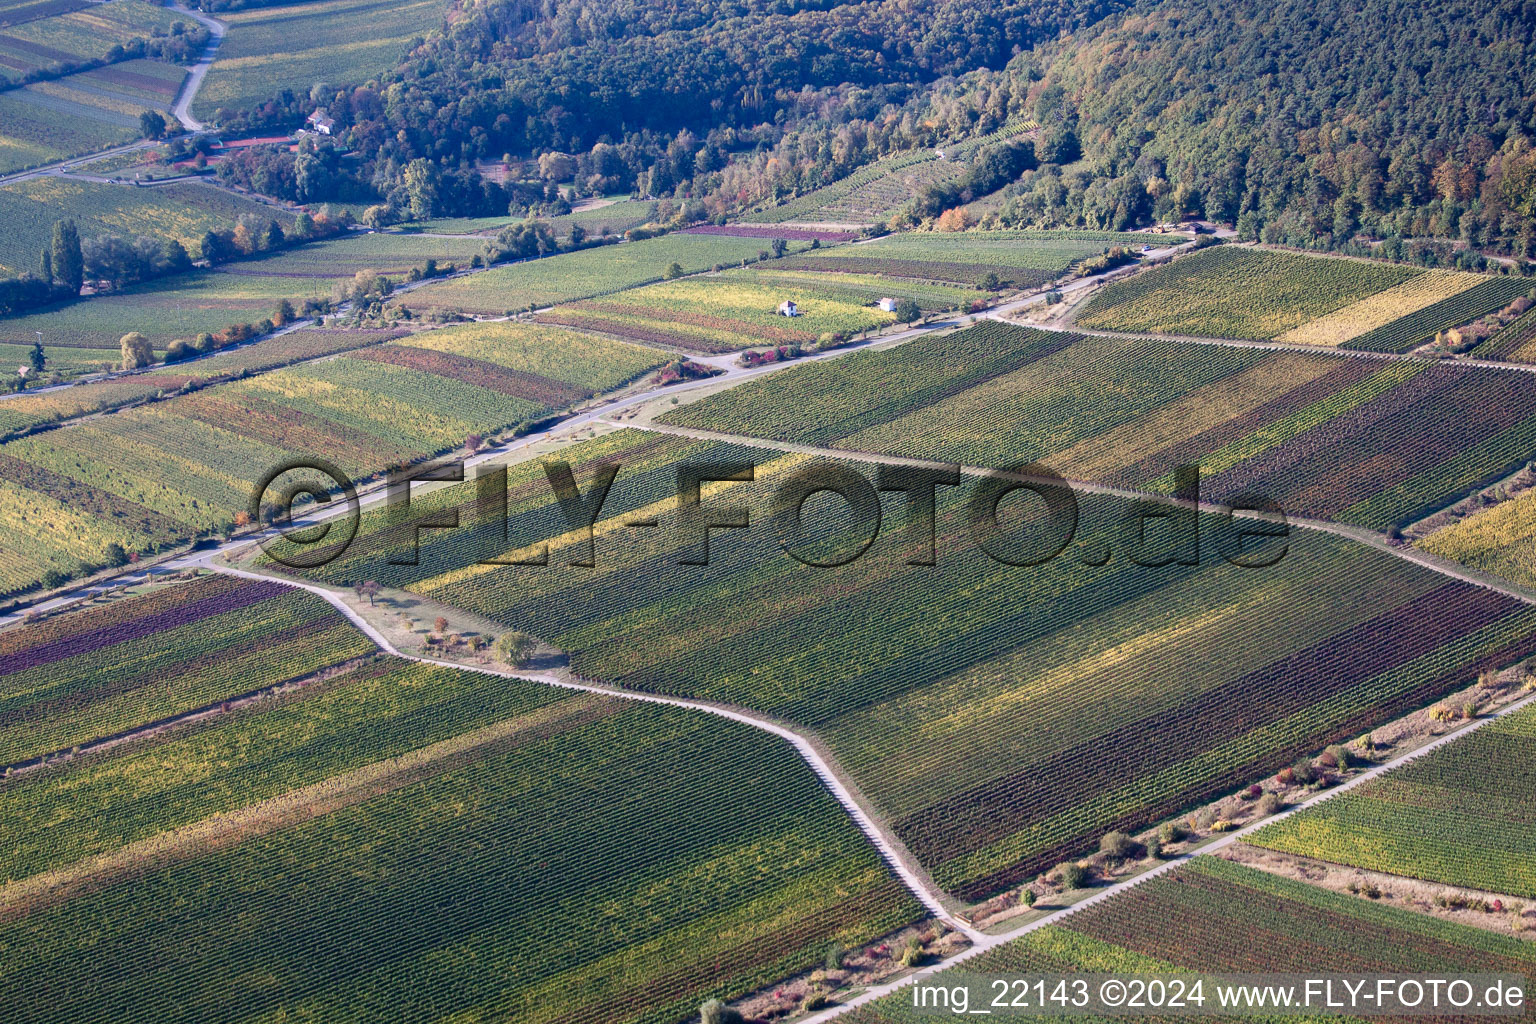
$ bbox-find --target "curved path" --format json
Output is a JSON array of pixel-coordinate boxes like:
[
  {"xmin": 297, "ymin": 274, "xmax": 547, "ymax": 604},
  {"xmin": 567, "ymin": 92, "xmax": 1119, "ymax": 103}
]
[
  {"xmin": 167, "ymin": 3, "xmax": 226, "ymax": 132},
  {"xmin": 634, "ymin": 421, "xmax": 1536, "ymax": 607},
  {"xmin": 801, "ymin": 686, "xmax": 1536, "ymax": 1021},
  {"xmin": 202, "ymin": 559, "xmax": 981, "ymax": 940}
]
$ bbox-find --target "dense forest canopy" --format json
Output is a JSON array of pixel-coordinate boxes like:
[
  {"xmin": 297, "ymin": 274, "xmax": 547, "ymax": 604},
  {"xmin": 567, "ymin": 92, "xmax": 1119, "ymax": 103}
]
[{"xmin": 994, "ymin": 0, "xmax": 1536, "ymax": 252}]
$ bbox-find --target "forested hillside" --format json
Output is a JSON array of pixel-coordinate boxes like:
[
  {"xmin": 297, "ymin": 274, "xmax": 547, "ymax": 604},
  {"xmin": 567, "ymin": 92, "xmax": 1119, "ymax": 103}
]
[
  {"xmin": 201, "ymin": 0, "xmax": 1536, "ymax": 257},
  {"xmin": 994, "ymin": 0, "xmax": 1536, "ymax": 252}
]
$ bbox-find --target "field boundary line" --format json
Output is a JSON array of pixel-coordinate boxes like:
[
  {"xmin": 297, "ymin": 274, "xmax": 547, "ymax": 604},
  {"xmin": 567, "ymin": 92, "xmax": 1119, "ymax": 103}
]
[
  {"xmin": 630, "ymin": 421, "xmax": 1536, "ymax": 608},
  {"xmin": 201, "ymin": 561, "xmax": 984, "ymax": 940},
  {"xmin": 798, "ymin": 687, "xmax": 1536, "ymax": 1022},
  {"xmin": 1036, "ymin": 322, "xmax": 1536, "ymax": 375}
]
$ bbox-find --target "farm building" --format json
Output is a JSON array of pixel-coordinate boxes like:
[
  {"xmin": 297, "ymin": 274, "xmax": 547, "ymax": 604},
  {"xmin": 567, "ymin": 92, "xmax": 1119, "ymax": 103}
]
[
  {"xmin": 306, "ymin": 110, "xmax": 335, "ymax": 135},
  {"xmin": 777, "ymin": 299, "xmax": 798, "ymax": 316},
  {"xmin": 877, "ymin": 296, "xmax": 898, "ymax": 312}
]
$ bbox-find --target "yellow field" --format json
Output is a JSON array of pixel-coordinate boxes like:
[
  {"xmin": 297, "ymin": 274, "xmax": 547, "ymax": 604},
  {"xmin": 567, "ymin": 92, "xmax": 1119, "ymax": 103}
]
[
  {"xmin": 1417, "ymin": 490, "xmax": 1536, "ymax": 588},
  {"xmin": 1276, "ymin": 269, "xmax": 1481, "ymax": 346}
]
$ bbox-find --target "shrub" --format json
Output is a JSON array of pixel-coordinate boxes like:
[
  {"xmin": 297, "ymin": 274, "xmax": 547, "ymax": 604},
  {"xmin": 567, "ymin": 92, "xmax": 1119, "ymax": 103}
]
[
  {"xmin": 1158, "ymin": 822, "xmax": 1187, "ymax": 844},
  {"xmin": 119, "ymin": 332, "xmax": 154, "ymax": 369},
  {"xmin": 1289, "ymin": 758, "xmax": 1318, "ymax": 786},
  {"xmin": 1055, "ymin": 862, "xmax": 1088, "ymax": 890},
  {"xmin": 1145, "ymin": 837, "xmax": 1163, "ymax": 860},
  {"xmin": 494, "ymin": 630, "xmax": 537, "ymax": 667},
  {"xmin": 1021, "ymin": 888, "xmax": 1036, "ymax": 907},
  {"xmin": 898, "ymin": 935, "xmax": 926, "ymax": 967},
  {"xmin": 699, "ymin": 998, "xmax": 743, "ymax": 1024},
  {"xmin": 1099, "ymin": 831, "xmax": 1136, "ymax": 861},
  {"xmin": 1257, "ymin": 791, "xmax": 1284, "ymax": 816},
  {"xmin": 1243, "ymin": 784, "xmax": 1263, "ymax": 800}
]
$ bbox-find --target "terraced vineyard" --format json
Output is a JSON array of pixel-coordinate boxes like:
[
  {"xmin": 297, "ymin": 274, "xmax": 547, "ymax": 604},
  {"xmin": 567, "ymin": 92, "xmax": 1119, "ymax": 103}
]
[
  {"xmin": 741, "ymin": 150, "xmax": 957, "ymax": 225},
  {"xmin": 1075, "ymin": 246, "xmax": 1420, "ymax": 339},
  {"xmin": 844, "ymin": 858, "xmax": 1536, "ymax": 1023},
  {"xmin": 0, "ymin": 322, "xmax": 663, "ymax": 596},
  {"xmin": 1341, "ymin": 276, "xmax": 1533, "ymax": 353},
  {"xmin": 776, "ymin": 230, "xmax": 1168, "ymax": 288},
  {"xmin": 280, "ymin": 429, "xmax": 1536, "ymax": 900},
  {"xmin": 0, "ymin": 327, "xmax": 401, "ymax": 439},
  {"xmin": 0, "ymin": 176, "xmax": 298, "ymax": 280},
  {"xmin": 0, "ymin": 57, "xmax": 187, "ymax": 173},
  {"xmin": 661, "ymin": 321, "xmax": 1536, "ymax": 529},
  {"xmin": 0, "ymin": 653, "xmax": 923, "ymax": 1024},
  {"xmin": 538, "ymin": 271, "xmax": 898, "ymax": 352},
  {"xmin": 194, "ymin": 0, "xmax": 445, "ymax": 120},
  {"xmin": 742, "ymin": 121, "xmax": 1040, "ymax": 225},
  {"xmin": 0, "ymin": 574, "xmax": 373, "ymax": 764},
  {"xmin": 400, "ymin": 233, "xmax": 807, "ymax": 315},
  {"xmin": 1249, "ymin": 701, "xmax": 1536, "ymax": 897}
]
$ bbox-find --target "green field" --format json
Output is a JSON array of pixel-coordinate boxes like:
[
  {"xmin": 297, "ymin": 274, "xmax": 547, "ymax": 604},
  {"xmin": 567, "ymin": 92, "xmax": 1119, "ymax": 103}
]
[
  {"xmin": 0, "ymin": 327, "xmax": 400, "ymax": 438},
  {"xmin": 537, "ymin": 270, "xmax": 899, "ymax": 352},
  {"xmin": 1249, "ymin": 701, "xmax": 1536, "ymax": 898},
  {"xmin": 0, "ymin": 231, "xmax": 496, "ymax": 371},
  {"xmin": 280, "ymin": 428, "xmax": 1536, "ymax": 900},
  {"xmin": 777, "ymin": 229, "xmax": 1175, "ymax": 287},
  {"xmin": 844, "ymin": 858, "xmax": 1536, "ymax": 1024},
  {"xmin": 0, "ymin": 270, "xmax": 325, "ymax": 370},
  {"xmin": 660, "ymin": 321, "xmax": 1536, "ymax": 530},
  {"xmin": 216, "ymin": 231, "xmax": 491, "ymax": 278},
  {"xmin": 0, "ymin": 1, "xmax": 186, "ymax": 83},
  {"xmin": 0, "ymin": 176, "xmax": 295, "ymax": 278},
  {"xmin": 0, "ymin": 321, "xmax": 664, "ymax": 595},
  {"xmin": 399, "ymin": 233, "xmax": 812, "ymax": 315},
  {"xmin": 0, "ymin": 652, "xmax": 923, "ymax": 1024},
  {"xmin": 0, "ymin": 57, "xmax": 187, "ymax": 173},
  {"xmin": 194, "ymin": 0, "xmax": 445, "ymax": 120},
  {"xmin": 0, "ymin": 574, "xmax": 373, "ymax": 763},
  {"xmin": 1074, "ymin": 246, "xmax": 1420, "ymax": 339}
]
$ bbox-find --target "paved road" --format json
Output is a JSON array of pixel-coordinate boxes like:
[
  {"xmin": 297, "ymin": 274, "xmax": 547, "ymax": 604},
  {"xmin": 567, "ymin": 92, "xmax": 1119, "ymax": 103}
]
[
  {"xmin": 0, "ymin": 2, "xmax": 225, "ymax": 188},
  {"xmin": 800, "ymin": 686, "xmax": 1536, "ymax": 1021},
  {"xmin": 167, "ymin": 3, "xmax": 226, "ymax": 132}
]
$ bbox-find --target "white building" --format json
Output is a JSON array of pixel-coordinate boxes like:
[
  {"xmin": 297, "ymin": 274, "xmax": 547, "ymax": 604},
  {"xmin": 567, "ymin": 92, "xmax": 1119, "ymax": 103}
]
[
  {"xmin": 306, "ymin": 110, "xmax": 335, "ymax": 135},
  {"xmin": 778, "ymin": 299, "xmax": 798, "ymax": 317},
  {"xmin": 877, "ymin": 297, "xmax": 898, "ymax": 312}
]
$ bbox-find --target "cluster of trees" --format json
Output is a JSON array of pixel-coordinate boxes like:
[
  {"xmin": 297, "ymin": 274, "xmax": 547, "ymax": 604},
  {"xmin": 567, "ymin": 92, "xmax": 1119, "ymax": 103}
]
[
  {"xmin": 83, "ymin": 235, "xmax": 192, "ymax": 288},
  {"xmin": 1, "ymin": 222, "xmax": 88, "ymax": 315},
  {"xmin": 1, "ymin": 207, "xmax": 351, "ymax": 317},
  {"xmin": 900, "ymin": 140, "xmax": 1038, "ymax": 224},
  {"xmin": 210, "ymin": 0, "xmax": 1130, "ymax": 156},
  {"xmin": 0, "ymin": 19, "xmax": 208, "ymax": 88}
]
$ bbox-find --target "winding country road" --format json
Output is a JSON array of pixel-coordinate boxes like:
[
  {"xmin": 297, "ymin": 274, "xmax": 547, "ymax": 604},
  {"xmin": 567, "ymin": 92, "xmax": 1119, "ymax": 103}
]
[
  {"xmin": 167, "ymin": 2, "xmax": 226, "ymax": 132},
  {"xmin": 0, "ymin": 1, "xmax": 227, "ymax": 188}
]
